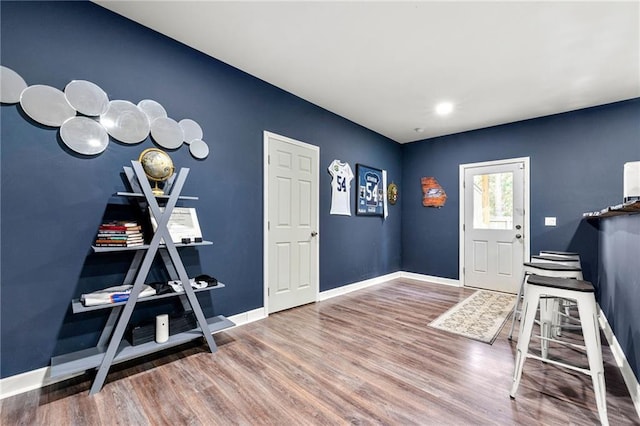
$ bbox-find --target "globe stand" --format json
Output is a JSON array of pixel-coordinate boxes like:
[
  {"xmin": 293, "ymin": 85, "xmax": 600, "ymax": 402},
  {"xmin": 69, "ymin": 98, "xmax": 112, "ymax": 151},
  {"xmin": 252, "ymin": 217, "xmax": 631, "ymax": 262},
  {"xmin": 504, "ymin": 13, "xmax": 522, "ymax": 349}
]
[{"xmin": 151, "ymin": 180, "xmax": 164, "ymax": 196}]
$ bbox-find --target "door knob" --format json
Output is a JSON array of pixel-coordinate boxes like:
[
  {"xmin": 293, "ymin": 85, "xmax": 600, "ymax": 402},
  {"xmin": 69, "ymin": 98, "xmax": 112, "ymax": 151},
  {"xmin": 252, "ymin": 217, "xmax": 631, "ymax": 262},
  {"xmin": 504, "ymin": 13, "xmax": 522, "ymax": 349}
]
[
  {"xmin": 515, "ymin": 234, "xmax": 522, "ymax": 239},
  {"xmin": 515, "ymin": 225, "xmax": 522, "ymax": 230},
  {"xmin": 311, "ymin": 231, "xmax": 318, "ymax": 237}
]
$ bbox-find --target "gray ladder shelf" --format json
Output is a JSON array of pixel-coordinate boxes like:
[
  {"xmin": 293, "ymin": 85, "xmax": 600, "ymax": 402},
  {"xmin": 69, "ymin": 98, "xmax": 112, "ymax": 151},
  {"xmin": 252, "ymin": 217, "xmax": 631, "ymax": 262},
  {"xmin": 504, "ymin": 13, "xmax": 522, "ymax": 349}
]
[{"xmin": 50, "ymin": 161, "xmax": 234, "ymax": 395}]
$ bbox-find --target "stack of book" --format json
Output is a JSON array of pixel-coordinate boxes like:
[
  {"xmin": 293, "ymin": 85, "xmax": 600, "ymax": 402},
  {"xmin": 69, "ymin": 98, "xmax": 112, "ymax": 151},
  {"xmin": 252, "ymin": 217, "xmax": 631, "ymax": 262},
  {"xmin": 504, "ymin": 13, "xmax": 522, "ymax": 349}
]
[{"xmin": 95, "ymin": 221, "xmax": 144, "ymax": 247}]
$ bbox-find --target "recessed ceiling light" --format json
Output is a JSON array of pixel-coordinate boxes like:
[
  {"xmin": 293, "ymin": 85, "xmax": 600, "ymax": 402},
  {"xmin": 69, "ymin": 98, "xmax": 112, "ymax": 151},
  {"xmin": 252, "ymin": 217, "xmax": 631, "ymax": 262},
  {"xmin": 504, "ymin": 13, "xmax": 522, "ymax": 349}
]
[
  {"xmin": 414, "ymin": 127, "xmax": 424, "ymax": 133},
  {"xmin": 435, "ymin": 101, "xmax": 454, "ymax": 116}
]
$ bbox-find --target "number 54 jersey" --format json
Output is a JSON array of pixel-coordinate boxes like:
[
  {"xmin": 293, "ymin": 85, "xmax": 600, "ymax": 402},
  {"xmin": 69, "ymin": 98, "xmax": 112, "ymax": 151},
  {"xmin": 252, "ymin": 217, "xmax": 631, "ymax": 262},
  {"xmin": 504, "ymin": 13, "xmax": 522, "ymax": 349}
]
[{"xmin": 328, "ymin": 160, "xmax": 354, "ymax": 215}]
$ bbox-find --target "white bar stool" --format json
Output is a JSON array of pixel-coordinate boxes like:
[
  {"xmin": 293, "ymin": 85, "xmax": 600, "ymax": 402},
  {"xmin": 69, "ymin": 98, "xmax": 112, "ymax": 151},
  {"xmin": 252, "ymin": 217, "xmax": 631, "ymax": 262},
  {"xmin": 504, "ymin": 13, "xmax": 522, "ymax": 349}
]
[
  {"xmin": 507, "ymin": 262, "xmax": 583, "ymax": 340},
  {"xmin": 510, "ymin": 274, "xmax": 608, "ymax": 426}
]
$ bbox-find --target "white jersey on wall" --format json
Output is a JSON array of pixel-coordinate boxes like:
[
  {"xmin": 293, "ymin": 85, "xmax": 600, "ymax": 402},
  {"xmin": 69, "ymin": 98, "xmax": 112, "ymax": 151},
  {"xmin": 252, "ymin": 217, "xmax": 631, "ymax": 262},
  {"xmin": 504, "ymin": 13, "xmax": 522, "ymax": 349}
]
[{"xmin": 328, "ymin": 160, "xmax": 354, "ymax": 216}]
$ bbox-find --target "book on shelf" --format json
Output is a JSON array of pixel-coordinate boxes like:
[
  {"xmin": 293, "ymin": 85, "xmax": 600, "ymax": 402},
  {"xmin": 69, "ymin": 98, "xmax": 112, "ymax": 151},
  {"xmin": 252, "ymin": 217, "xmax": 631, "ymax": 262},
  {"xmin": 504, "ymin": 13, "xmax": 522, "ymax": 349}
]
[
  {"xmin": 96, "ymin": 232, "xmax": 143, "ymax": 238},
  {"xmin": 95, "ymin": 237, "xmax": 143, "ymax": 243},
  {"xmin": 99, "ymin": 225, "xmax": 142, "ymax": 232},
  {"xmin": 95, "ymin": 241, "xmax": 144, "ymax": 247},
  {"xmin": 97, "ymin": 229, "xmax": 143, "ymax": 235},
  {"xmin": 100, "ymin": 220, "xmax": 139, "ymax": 227},
  {"xmin": 95, "ymin": 237, "xmax": 144, "ymax": 243}
]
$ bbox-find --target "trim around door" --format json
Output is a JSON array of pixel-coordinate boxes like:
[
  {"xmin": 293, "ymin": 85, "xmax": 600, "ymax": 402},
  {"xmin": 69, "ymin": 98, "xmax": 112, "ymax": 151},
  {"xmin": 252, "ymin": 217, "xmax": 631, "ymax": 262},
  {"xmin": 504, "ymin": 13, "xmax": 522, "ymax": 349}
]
[
  {"xmin": 263, "ymin": 131, "xmax": 320, "ymax": 315},
  {"xmin": 458, "ymin": 157, "xmax": 530, "ymax": 288}
]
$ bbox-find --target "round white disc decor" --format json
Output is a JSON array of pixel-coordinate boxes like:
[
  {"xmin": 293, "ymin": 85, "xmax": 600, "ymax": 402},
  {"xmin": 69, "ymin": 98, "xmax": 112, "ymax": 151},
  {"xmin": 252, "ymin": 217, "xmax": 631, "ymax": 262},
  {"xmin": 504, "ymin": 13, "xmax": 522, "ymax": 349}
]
[
  {"xmin": 20, "ymin": 85, "xmax": 76, "ymax": 127},
  {"xmin": 189, "ymin": 139, "xmax": 209, "ymax": 159},
  {"xmin": 60, "ymin": 116, "xmax": 109, "ymax": 155},
  {"xmin": 100, "ymin": 100, "xmax": 150, "ymax": 144},
  {"xmin": 64, "ymin": 80, "xmax": 109, "ymax": 116},
  {"xmin": 0, "ymin": 65, "xmax": 28, "ymax": 104},
  {"xmin": 150, "ymin": 116, "xmax": 184, "ymax": 150}
]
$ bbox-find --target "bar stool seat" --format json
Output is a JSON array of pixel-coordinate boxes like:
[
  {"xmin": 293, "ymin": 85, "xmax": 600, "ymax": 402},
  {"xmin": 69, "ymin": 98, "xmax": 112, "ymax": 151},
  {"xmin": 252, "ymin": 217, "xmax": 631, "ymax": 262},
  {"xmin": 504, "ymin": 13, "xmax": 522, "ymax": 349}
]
[
  {"xmin": 530, "ymin": 255, "xmax": 582, "ymax": 268},
  {"xmin": 522, "ymin": 262, "xmax": 583, "ymax": 278},
  {"xmin": 539, "ymin": 250, "xmax": 580, "ymax": 259},
  {"xmin": 510, "ymin": 275, "xmax": 608, "ymax": 426},
  {"xmin": 526, "ymin": 274, "xmax": 593, "ymax": 291}
]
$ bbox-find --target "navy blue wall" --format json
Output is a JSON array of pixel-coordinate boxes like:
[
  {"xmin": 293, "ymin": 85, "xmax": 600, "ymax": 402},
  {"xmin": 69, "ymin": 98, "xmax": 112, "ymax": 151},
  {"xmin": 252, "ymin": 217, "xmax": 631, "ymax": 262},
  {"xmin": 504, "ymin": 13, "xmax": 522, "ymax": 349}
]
[
  {"xmin": 402, "ymin": 99, "xmax": 640, "ymax": 380},
  {"xmin": 0, "ymin": 1, "xmax": 402, "ymax": 378},
  {"xmin": 402, "ymin": 99, "xmax": 640, "ymax": 282}
]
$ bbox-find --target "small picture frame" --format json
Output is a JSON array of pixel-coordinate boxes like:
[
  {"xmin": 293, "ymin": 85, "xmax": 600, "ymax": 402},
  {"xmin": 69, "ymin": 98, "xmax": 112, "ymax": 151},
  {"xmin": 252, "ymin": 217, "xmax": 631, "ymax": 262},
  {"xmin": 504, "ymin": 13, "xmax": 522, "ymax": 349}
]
[{"xmin": 356, "ymin": 164, "xmax": 384, "ymax": 216}]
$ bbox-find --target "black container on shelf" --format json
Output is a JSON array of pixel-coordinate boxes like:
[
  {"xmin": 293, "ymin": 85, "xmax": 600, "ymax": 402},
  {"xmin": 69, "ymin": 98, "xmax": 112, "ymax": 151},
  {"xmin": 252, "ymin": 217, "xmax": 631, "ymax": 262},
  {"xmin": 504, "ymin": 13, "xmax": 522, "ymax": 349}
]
[{"xmin": 128, "ymin": 311, "xmax": 197, "ymax": 346}]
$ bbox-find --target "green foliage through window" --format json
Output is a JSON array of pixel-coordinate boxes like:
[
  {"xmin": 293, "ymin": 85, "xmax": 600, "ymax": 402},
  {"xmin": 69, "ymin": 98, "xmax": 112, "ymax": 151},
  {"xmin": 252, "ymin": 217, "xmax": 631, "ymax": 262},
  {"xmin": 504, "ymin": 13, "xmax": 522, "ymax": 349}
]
[{"xmin": 473, "ymin": 172, "xmax": 513, "ymax": 229}]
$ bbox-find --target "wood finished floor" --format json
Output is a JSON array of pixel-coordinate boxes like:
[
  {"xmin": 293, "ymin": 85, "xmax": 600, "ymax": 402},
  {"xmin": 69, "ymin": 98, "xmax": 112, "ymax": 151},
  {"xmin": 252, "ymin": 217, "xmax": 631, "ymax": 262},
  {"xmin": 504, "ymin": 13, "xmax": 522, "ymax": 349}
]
[{"xmin": 1, "ymin": 279, "xmax": 638, "ymax": 425}]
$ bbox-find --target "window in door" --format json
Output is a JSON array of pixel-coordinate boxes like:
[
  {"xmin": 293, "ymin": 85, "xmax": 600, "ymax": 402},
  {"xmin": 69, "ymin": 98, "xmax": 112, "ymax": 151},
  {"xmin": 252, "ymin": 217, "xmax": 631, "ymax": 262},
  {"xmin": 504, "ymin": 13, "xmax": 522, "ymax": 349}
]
[{"xmin": 473, "ymin": 172, "xmax": 514, "ymax": 230}]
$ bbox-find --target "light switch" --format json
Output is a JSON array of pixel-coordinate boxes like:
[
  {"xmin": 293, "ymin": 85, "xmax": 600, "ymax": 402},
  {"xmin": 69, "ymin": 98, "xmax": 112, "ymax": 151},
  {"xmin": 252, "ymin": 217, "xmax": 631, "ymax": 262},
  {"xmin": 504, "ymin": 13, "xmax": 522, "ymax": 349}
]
[{"xmin": 545, "ymin": 217, "xmax": 557, "ymax": 226}]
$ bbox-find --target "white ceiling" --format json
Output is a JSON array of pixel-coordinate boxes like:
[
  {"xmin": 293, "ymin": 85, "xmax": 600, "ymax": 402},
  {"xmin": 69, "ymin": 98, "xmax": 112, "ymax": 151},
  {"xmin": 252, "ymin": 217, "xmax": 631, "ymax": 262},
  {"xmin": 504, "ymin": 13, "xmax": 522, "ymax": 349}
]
[{"xmin": 94, "ymin": 1, "xmax": 639, "ymax": 143}]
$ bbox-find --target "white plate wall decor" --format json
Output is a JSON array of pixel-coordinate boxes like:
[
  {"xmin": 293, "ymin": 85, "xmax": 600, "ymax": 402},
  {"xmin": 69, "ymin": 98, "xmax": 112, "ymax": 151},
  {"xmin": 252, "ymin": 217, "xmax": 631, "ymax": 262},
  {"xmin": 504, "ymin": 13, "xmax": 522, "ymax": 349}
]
[
  {"xmin": 64, "ymin": 80, "xmax": 109, "ymax": 116},
  {"xmin": 179, "ymin": 118, "xmax": 203, "ymax": 144},
  {"xmin": 138, "ymin": 99, "xmax": 167, "ymax": 123},
  {"xmin": 100, "ymin": 100, "xmax": 150, "ymax": 144},
  {"xmin": 0, "ymin": 66, "xmax": 28, "ymax": 104},
  {"xmin": 60, "ymin": 116, "xmax": 109, "ymax": 155},
  {"xmin": 20, "ymin": 85, "xmax": 76, "ymax": 127},
  {"xmin": 189, "ymin": 139, "xmax": 209, "ymax": 159},
  {"xmin": 150, "ymin": 117, "xmax": 184, "ymax": 149}
]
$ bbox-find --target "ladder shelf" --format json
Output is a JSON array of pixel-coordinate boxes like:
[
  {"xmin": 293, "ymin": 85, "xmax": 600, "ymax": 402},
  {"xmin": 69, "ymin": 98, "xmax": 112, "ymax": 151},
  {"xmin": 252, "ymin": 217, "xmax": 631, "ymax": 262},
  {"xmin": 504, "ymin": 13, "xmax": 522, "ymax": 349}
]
[{"xmin": 50, "ymin": 161, "xmax": 234, "ymax": 395}]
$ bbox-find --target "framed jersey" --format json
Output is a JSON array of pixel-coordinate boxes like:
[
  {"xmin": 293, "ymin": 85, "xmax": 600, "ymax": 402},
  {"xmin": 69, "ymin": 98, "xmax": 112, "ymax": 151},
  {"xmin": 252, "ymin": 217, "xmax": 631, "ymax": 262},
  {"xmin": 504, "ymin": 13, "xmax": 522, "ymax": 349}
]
[
  {"xmin": 356, "ymin": 164, "xmax": 384, "ymax": 216},
  {"xmin": 328, "ymin": 159, "xmax": 354, "ymax": 215}
]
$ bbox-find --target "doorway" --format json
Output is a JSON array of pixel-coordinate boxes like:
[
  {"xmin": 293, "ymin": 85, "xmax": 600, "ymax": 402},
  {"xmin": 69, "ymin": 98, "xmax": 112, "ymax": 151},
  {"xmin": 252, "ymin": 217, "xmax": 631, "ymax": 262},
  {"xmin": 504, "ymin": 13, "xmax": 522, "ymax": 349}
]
[
  {"xmin": 263, "ymin": 131, "xmax": 319, "ymax": 314},
  {"xmin": 459, "ymin": 157, "xmax": 530, "ymax": 293}
]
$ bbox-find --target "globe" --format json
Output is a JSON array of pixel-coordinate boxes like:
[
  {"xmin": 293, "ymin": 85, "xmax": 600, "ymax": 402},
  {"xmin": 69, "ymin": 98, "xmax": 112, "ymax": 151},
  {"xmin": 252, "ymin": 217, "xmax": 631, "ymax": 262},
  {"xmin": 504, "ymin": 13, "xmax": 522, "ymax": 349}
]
[{"xmin": 138, "ymin": 148, "xmax": 175, "ymax": 195}]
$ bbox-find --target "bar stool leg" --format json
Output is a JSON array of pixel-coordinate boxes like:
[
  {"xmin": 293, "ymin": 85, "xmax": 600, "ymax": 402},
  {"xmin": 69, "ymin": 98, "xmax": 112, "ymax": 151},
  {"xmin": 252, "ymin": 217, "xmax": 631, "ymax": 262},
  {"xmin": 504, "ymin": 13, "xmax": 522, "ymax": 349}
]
[
  {"xmin": 510, "ymin": 286, "xmax": 541, "ymax": 398},
  {"xmin": 555, "ymin": 270, "xmax": 583, "ymax": 339},
  {"xmin": 508, "ymin": 272, "xmax": 528, "ymax": 340},
  {"xmin": 554, "ymin": 298, "xmax": 566, "ymax": 338},
  {"xmin": 539, "ymin": 296, "xmax": 556, "ymax": 359},
  {"xmin": 576, "ymin": 292, "xmax": 608, "ymax": 426}
]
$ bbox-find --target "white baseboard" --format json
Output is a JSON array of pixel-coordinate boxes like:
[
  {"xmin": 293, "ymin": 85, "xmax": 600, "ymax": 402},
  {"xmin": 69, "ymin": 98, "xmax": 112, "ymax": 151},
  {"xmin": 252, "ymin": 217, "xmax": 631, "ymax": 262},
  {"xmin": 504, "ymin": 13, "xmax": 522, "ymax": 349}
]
[
  {"xmin": 398, "ymin": 271, "xmax": 462, "ymax": 287},
  {"xmin": 317, "ymin": 271, "xmax": 460, "ymax": 302},
  {"xmin": 598, "ymin": 308, "xmax": 640, "ymax": 419},
  {"xmin": 317, "ymin": 271, "xmax": 403, "ymax": 301},
  {"xmin": 0, "ymin": 367, "xmax": 75, "ymax": 401},
  {"xmin": 227, "ymin": 307, "xmax": 267, "ymax": 327}
]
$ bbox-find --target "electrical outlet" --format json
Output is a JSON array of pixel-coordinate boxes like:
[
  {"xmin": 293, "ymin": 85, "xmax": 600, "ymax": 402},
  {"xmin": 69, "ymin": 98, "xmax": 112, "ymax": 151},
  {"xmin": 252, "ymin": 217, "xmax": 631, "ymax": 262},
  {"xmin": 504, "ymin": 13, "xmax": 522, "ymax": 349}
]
[{"xmin": 544, "ymin": 217, "xmax": 557, "ymax": 226}]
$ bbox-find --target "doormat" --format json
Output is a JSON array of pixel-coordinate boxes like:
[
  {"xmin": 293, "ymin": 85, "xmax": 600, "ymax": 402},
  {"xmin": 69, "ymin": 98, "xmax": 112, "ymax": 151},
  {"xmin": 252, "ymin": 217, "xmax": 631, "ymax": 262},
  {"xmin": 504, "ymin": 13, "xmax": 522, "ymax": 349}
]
[{"xmin": 428, "ymin": 290, "xmax": 516, "ymax": 344}]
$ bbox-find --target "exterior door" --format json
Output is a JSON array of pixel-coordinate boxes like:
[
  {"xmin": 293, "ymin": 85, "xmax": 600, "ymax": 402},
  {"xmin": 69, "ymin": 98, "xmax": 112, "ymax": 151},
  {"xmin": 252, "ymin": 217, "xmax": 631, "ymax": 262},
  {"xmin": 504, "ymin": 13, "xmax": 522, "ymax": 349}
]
[
  {"xmin": 462, "ymin": 158, "xmax": 528, "ymax": 294},
  {"xmin": 265, "ymin": 132, "xmax": 319, "ymax": 314}
]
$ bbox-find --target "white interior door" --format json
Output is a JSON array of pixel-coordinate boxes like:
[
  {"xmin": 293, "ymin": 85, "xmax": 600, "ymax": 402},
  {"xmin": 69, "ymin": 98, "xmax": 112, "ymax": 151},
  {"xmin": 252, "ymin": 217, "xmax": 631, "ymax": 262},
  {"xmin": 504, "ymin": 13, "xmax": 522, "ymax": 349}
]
[
  {"xmin": 462, "ymin": 158, "xmax": 528, "ymax": 294},
  {"xmin": 265, "ymin": 132, "xmax": 319, "ymax": 314}
]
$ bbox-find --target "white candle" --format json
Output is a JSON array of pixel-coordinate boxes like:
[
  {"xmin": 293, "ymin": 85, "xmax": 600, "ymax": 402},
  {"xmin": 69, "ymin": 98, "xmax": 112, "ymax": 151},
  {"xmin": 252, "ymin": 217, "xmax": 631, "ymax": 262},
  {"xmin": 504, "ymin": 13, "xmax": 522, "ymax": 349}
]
[{"xmin": 155, "ymin": 314, "xmax": 169, "ymax": 343}]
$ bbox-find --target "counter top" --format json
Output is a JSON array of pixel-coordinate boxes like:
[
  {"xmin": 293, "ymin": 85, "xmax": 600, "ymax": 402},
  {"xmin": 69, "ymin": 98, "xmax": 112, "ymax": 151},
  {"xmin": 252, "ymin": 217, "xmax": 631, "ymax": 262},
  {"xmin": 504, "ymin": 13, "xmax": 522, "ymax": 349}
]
[{"xmin": 583, "ymin": 200, "xmax": 640, "ymax": 219}]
